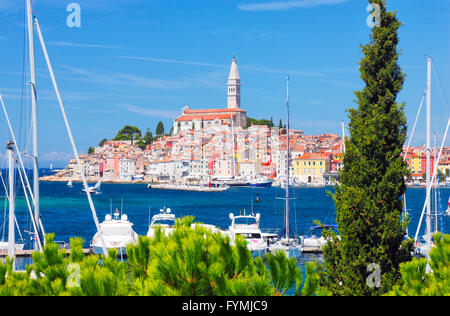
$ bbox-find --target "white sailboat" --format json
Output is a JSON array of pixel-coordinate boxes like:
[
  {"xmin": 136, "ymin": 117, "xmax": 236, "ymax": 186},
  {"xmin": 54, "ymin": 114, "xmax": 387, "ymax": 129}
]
[
  {"xmin": 91, "ymin": 208, "xmax": 138, "ymax": 256},
  {"xmin": 23, "ymin": 0, "xmax": 108, "ymax": 255},
  {"xmin": 82, "ymin": 178, "xmax": 102, "ymax": 195},
  {"xmin": 446, "ymin": 196, "xmax": 450, "ymax": 216},
  {"xmin": 67, "ymin": 178, "xmax": 73, "ymax": 188},
  {"xmin": 414, "ymin": 57, "xmax": 450, "ymax": 258},
  {"xmin": 227, "ymin": 212, "xmax": 268, "ymax": 258},
  {"xmin": 268, "ymin": 76, "xmax": 302, "ymax": 259},
  {"xmin": 1, "ymin": 1, "xmax": 108, "ymax": 259}
]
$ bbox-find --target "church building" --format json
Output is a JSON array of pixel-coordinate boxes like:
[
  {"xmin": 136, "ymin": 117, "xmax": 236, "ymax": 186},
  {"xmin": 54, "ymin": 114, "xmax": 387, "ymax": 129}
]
[{"xmin": 173, "ymin": 57, "xmax": 247, "ymax": 134}]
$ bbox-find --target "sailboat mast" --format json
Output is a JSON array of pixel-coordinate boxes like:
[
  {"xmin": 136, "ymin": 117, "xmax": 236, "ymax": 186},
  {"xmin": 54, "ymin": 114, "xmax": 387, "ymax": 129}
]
[
  {"xmin": 26, "ymin": 0, "xmax": 40, "ymax": 251},
  {"xmin": 434, "ymin": 132, "xmax": 438, "ymax": 234},
  {"xmin": 285, "ymin": 75, "xmax": 290, "ymax": 241},
  {"xmin": 425, "ymin": 57, "xmax": 432, "ymax": 250},
  {"xmin": 7, "ymin": 140, "xmax": 15, "ymax": 262}
]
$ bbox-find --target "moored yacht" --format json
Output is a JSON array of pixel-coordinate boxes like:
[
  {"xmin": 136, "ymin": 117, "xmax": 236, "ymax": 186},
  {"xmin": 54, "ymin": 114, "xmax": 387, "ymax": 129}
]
[
  {"xmin": 227, "ymin": 212, "xmax": 268, "ymax": 257},
  {"xmin": 299, "ymin": 224, "xmax": 338, "ymax": 253},
  {"xmin": 249, "ymin": 177, "xmax": 273, "ymax": 187},
  {"xmin": 91, "ymin": 209, "xmax": 138, "ymax": 256}
]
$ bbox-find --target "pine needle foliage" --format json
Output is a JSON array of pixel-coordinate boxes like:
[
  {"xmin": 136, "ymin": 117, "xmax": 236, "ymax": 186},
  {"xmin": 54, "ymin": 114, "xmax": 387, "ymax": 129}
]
[
  {"xmin": 0, "ymin": 217, "xmax": 315, "ymax": 296},
  {"xmin": 387, "ymin": 233, "xmax": 450, "ymax": 296},
  {"xmin": 319, "ymin": 0, "xmax": 413, "ymax": 296}
]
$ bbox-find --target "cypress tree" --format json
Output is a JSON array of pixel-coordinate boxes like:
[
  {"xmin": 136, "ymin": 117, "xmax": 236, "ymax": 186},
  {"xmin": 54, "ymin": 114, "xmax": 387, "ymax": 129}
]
[
  {"xmin": 320, "ymin": 0, "xmax": 412, "ymax": 296},
  {"xmin": 156, "ymin": 121, "xmax": 165, "ymax": 136}
]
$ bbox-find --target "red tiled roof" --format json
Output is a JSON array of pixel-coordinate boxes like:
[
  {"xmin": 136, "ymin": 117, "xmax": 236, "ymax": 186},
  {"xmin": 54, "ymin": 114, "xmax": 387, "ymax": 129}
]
[
  {"xmin": 184, "ymin": 108, "xmax": 246, "ymax": 114},
  {"xmin": 175, "ymin": 114, "xmax": 236, "ymax": 122},
  {"xmin": 296, "ymin": 152, "xmax": 330, "ymax": 160}
]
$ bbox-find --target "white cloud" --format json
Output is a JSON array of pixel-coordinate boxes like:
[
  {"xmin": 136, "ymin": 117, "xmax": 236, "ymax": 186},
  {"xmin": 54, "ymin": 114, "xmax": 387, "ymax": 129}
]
[
  {"xmin": 237, "ymin": 0, "xmax": 351, "ymax": 11},
  {"xmin": 114, "ymin": 55, "xmax": 329, "ymax": 78},
  {"xmin": 115, "ymin": 55, "xmax": 225, "ymax": 69},
  {"xmin": 121, "ymin": 104, "xmax": 179, "ymax": 119},
  {"xmin": 41, "ymin": 151, "xmax": 73, "ymax": 162},
  {"xmin": 58, "ymin": 65, "xmax": 189, "ymax": 90},
  {"xmin": 47, "ymin": 41, "xmax": 124, "ymax": 49},
  {"xmin": 0, "ymin": 0, "xmax": 14, "ymax": 11}
]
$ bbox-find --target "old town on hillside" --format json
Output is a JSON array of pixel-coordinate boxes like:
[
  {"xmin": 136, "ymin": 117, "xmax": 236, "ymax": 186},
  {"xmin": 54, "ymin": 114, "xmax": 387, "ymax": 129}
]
[{"xmin": 43, "ymin": 58, "xmax": 450, "ymax": 187}]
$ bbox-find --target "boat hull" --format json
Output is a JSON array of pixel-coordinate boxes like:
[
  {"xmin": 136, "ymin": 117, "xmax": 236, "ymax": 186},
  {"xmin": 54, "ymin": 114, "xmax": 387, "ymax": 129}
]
[
  {"xmin": 251, "ymin": 248, "xmax": 268, "ymax": 258},
  {"xmin": 249, "ymin": 181, "xmax": 273, "ymax": 187},
  {"xmin": 92, "ymin": 245, "xmax": 128, "ymax": 256}
]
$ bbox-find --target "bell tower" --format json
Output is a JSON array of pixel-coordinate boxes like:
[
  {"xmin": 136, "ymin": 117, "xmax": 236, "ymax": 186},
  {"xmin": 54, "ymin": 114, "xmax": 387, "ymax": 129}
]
[{"xmin": 227, "ymin": 56, "xmax": 241, "ymax": 109}]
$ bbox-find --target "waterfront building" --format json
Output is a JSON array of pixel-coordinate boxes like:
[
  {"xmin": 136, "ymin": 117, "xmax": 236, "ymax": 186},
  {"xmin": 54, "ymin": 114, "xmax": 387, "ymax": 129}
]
[{"xmin": 294, "ymin": 152, "xmax": 331, "ymax": 184}]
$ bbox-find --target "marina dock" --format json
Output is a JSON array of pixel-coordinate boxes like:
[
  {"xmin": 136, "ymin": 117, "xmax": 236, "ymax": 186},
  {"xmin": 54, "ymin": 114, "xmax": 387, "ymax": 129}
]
[
  {"xmin": 301, "ymin": 247, "xmax": 323, "ymax": 254},
  {"xmin": 148, "ymin": 184, "xmax": 227, "ymax": 192}
]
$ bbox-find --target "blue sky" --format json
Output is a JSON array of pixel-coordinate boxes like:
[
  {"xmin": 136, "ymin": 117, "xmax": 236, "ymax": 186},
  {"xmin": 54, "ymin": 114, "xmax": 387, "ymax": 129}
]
[{"xmin": 0, "ymin": 0, "xmax": 449, "ymax": 167}]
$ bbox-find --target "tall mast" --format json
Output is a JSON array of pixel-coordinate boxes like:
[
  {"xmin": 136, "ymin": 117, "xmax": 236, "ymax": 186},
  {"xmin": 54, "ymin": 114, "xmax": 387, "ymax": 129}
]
[
  {"xmin": 26, "ymin": 0, "xmax": 40, "ymax": 251},
  {"xmin": 425, "ymin": 57, "xmax": 432, "ymax": 250},
  {"xmin": 434, "ymin": 132, "xmax": 438, "ymax": 234},
  {"xmin": 7, "ymin": 140, "xmax": 15, "ymax": 265},
  {"xmin": 285, "ymin": 75, "xmax": 290, "ymax": 241}
]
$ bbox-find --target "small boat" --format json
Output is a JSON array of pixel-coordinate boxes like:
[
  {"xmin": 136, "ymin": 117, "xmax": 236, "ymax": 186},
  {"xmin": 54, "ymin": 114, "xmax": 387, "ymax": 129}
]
[
  {"xmin": 269, "ymin": 237, "xmax": 303, "ymax": 259},
  {"xmin": 415, "ymin": 233, "xmax": 436, "ymax": 258},
  {"xmin": 147, "ymin": 208, "xmax": 176, "ymax": 238},
  {"xmin": 67, "ymin": 178, "xmax": 73, "ymax": 188},
  {"xmin": 91, "ymin": 208, "xmax": 138, "ymax": 256},
  {"xmin": 82, "ymin": 178, "xmax": 102, "ymax": 194},
  {"xmin": 132, "ymin": 174, "xmax": 145, "ymax": 181},
  {"xmin": 227, "ymin": 212, "xmax": 268, "ymax": 258},
  {"xmin": 249, "ymin": 177, "xmax": 273, "ymax": 187},
  {"xmin": 0, "ymin": 241, "xmax": 25, "ymax": 252},
  {"xmin": 446, "ymin": 196, "xmax": 450, "ymax": 216},
  {"xmin": 299, "ymin": 224, "xmax": 338, "ymax": 253}
]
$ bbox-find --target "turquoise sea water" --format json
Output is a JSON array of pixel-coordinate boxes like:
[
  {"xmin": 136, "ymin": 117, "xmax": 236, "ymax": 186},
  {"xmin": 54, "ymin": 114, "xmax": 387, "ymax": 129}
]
[{"xmin": 1, "ymin": 170, "xmax": 450, "ymax": 271}]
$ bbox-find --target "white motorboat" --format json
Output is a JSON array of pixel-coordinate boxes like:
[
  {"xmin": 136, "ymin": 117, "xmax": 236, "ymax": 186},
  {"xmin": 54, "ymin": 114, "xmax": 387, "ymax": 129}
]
[
  {"xmin": 413, "ymin": 57, "xmax": 449, "ymax": 258},
  {"xmin": 82, "ymin": 178, "xmax": 102, "ymax": 195},
  {"xmin": 227, "ymin": 212, "xmax": 268, "ymax": 258},
  {"xmin": 0, "ymin": 241, "xmax": 25, "ymax": 252},
  {"xmin": 415, "ymin": 233, "xmax": 436, "ymax": 258},
  {"xmin": 147, "ymin": 208, "xmax": 177, "ymax": 238},
  {"xmin": 91, "ymin": 209, "xmax": 138, "ymax": 256}
]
